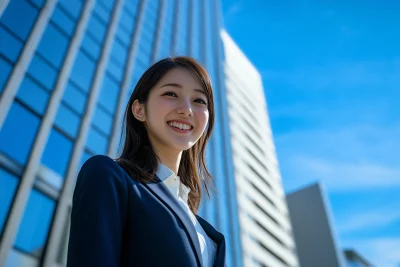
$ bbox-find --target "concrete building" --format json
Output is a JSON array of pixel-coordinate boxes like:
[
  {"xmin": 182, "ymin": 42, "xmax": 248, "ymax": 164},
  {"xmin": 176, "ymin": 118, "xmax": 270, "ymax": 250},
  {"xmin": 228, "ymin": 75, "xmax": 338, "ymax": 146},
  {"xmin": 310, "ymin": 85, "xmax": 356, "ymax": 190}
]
[
  {"xmin": 221, "ymin": 30, "xmax": 299, "ymax": 267},
  {"xmin": 0, "ymin": 1, "xmax": 242, "ymax": 266},
  {"xmin": 287, "ymin": 182, "xmax": 346, "ymax": 267}
]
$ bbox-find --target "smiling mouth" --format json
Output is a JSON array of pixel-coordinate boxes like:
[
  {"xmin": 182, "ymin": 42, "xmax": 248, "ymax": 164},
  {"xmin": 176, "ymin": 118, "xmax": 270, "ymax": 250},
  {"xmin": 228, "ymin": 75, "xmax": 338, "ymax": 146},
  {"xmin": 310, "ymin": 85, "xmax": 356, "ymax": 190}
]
[{"xmin": 167, "ymin": 121, "xmax": 193, "ymax": 132}]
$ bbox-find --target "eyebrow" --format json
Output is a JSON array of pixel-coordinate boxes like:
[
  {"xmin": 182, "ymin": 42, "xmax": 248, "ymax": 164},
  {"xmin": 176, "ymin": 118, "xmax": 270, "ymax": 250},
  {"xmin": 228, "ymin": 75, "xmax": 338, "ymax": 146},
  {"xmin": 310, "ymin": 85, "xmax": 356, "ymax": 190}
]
[{"xmin": 159, "ymin": 83, "xmax": 207, "ymax": 96}]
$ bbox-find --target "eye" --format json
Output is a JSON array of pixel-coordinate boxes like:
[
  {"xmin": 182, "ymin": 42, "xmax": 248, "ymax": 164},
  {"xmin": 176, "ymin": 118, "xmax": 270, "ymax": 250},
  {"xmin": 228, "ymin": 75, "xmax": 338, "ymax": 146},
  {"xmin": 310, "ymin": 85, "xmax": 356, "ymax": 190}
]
[
  {"xmin": 163, "ymin": 92, "xmax": 177, "ymax": 97},
  {"xmin": 194, "ymin": 98, "xmax": 208, "ymax": 105}
]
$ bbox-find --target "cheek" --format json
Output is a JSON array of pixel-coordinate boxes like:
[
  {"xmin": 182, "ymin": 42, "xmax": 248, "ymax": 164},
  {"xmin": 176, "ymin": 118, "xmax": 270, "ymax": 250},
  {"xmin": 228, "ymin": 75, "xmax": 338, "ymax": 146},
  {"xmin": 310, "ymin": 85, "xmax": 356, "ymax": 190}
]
[{"xmin": 197, "ymin": 110, "xmax": 209, "ymax": 130}]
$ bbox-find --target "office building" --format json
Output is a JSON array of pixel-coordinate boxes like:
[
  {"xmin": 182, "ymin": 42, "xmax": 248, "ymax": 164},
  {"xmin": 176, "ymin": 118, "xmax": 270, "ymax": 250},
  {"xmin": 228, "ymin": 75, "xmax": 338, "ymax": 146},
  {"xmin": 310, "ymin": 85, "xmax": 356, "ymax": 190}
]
[
  {"xmin": 0, "ymin": 0, "xmax": 242, "ymax": 266},
  {"xmin": 221, "ymin": 30, "xmax": 299, "ymax": 267},
  {"xmin": 287, "ymin": 182, "xmax": 346, "ymax": 267}
]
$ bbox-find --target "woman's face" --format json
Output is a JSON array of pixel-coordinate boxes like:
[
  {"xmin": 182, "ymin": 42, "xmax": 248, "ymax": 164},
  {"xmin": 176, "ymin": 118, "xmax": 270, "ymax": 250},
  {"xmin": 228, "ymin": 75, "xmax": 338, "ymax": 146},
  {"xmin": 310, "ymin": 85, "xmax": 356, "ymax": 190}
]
[{"xmin": 134, "ymin": 68, "xmax": 210, "ymax": 154}]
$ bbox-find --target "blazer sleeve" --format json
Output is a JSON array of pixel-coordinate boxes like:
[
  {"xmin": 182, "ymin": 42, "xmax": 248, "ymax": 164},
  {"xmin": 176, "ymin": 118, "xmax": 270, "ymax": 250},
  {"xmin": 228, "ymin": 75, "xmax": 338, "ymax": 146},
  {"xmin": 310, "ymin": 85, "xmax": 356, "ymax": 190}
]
[{"xmin": 67, "ymin": 155, "xmax": 128, "ymax": 267}]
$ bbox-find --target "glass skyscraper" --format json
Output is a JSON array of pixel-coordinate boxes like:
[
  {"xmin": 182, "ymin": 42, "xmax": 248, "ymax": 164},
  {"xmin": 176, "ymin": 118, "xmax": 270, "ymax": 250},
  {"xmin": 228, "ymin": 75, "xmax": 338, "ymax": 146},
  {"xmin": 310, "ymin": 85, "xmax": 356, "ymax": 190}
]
[{"xmin": 0, "ymin": 0, "xmax": 242, "ymax": 266}]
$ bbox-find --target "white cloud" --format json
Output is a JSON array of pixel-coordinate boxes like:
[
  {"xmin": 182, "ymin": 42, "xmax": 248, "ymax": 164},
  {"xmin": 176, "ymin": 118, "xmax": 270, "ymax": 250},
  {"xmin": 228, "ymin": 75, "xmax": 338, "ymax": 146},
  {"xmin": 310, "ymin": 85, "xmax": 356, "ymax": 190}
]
[{"xmin": 343, "ymin": 238, "xmax": 400, "ymax": 267}]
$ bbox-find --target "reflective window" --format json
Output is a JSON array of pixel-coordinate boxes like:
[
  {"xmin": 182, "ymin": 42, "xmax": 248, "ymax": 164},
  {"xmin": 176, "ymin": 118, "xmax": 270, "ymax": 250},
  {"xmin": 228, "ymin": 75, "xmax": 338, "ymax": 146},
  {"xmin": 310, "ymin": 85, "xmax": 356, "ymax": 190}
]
[
  {"xmin": 0, "ymin": 169, "xmax": 19, "ymax": 235},
  {"xmin": 70, "ymin": 50, "xmax": 96, "ymax": 92},
  {"xmin": 0, "ymin": 102, "xmax": 40, "ymax": 165},
  {"xmin": 110, "ymin": 38, "xmax": 128, "ymax": 65},
  {"xmin": 98, "ymin": 0, "xmax": 113, "ymax": 10},
  {"xmin": 0, "ymin": 0, "xmax": 39, "ymax": 41},
  {"xmin": 62, "ymin": 82, "xmax": 86, "ymax": 115},
  {"xmin": 92, "ymin": 106, "xmax": 113, "ymax": 135},
  {"xmin": 106, "ymin": 61, "xmax": 124, "ymax": 82},
  {"xmin": 125, "ymin": 0, "xmax": 140, "ymax": 15},
  {"xmin": 42, "ymin": 129, "xmax": 73, "ymax": 176},
  {"xmin": 29, "ymin": 0, "xmax": 45, "ymax": 9},
  {"xmin": 27, "ymin": 55, "xmax": 58, "ymax": 91},
  {"xmin": 0, "ymin": 57, "xmax": 12, "ymax": 93},
  {"xmin": 14, "ymin": 189, "xmax": 55, "ymax": 257},
  {"xmin": 37, "ymin": 23, "xmax": 69, "ymax": 68},
  {"xmin": 98, "ymin": 74, "xmax": 119, "ymax": 113},
  {"xmin": 16, "ymin": 76, "xmax": 50, "ymax": 115},
  {"xmin": 86, "ymin": 128, "xmax": 108, "ymax": 155},
  {"xmin": 51, "ymin": 5, "xmax": 76, "ymax": 36},
  {"xmin": 87, "ymin": 14, "xmax": 107, "ymax": 43},
  {"xmin": 58, "ymin": 0, "xmax": 83, "ymax": 20},
  {"xmin": 93, "ymin": 2, "xmax": 111, "ymax": 23},
  {"xmin": 54, "ymin": 104, "xmax": 81, "ymax": 138},
  {"xmin": 81, "ymin": 35, "xmax": 101, "ymax": 61},
  {"xmin": 79, "ymin": 150, "xmax": 94, "ymax": 169},
  {"xmin": 0, "ymin": 26, "xmax": 23, "ymax": 63},
  {"xmin": 119, "ymin": 8, "xmax": 135, "ymax": 33},
  {"xmin": 116, "ymin": 25, "xmax": 131, "ymax": 46}
]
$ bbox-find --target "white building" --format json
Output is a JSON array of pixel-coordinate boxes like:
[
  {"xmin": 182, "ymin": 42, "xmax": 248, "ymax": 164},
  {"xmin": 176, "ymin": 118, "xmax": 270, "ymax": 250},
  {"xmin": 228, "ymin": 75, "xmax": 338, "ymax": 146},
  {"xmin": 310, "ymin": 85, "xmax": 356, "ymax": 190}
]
[{"xmin": 221, "ymin": 30, "xmax": 299, "ymax": 267}]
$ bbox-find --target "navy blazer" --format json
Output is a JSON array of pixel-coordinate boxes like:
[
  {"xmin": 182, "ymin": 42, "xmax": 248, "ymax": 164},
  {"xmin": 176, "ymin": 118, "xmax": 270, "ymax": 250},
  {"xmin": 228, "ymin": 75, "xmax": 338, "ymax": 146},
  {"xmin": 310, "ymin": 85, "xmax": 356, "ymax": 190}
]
[{"xmin": 67, "ymin": 155, "xmax": 226, "ymax": 267}]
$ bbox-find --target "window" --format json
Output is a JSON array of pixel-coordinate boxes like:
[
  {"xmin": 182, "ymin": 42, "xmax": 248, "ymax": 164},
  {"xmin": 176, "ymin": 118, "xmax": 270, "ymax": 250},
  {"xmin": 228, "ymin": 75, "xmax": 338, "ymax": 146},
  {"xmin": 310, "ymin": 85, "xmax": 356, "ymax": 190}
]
[
  {"xmin": 0, "ymin": 0, "xmax": 39, "ymax": 41},
  {"xmin": 0, "ymin": 57, "xmax": 12, "ymax": 93},
  {"xmin": 110, "ymin": 38, "xmax": 128, "ymax": 65},
  {"xmin": 16, "ymin": 76, "xmax": 50, "ymax": 115},
  {"xmin": 106, "ymin": 61, "xmax": 124, "ymax": 82},
  {"xmin": 62, "ymin": 82, "xmax": 86, "ymax": 115},
  {"xmin": 54, "ymin": 104, "xmax": 81, "ymax": 138},
  {"xmin": 29, "ymin": 0, "xmax": 45, "ymax": 9},
  {"xmin": 116, "ymin": 26, "xmax": 131, "ymax": 46},
  {"xmin": 51, "ymin": 5, "xmax": 76, "ymax": 36},
  {"xmin": 14, "ymin": 189, "xmax": 56, "ymax": 258},
  {"xmin": 0, "ymin": 169, "xmax": 19, "ymax": 235},
  {"xmin": 27, "ymin": 54, "xmax": 58, "ymax": 91},
  {"xmin": 0, "ymin": 26, "xmax": 23, "ymax": 63},
  {"xmin": 81, "ymin": 34, "xmax": 101, "ymax": 61},
  {"xmin": 70, "ymin": 50, "xmax": 96, "ymax": 93},
  {"xmin": 86, "ymin": 128, "xmax": 108, "ymax": 155},
  {"xmin": 79, "ymin": 150, "xmax": 94, "ymax": 169},
  {"xmin": 97, "ymin": 74, "xmax": 119, "ymax": 113},
  {"xmin": 119, "ymin": 8, "xmax": 135, "ymax": 33},
  {"xmin": 0, "ymin": 102, "xmax": 40, "ymax": 165},
  {"xmin": 92, "ymin": 106, "xmax": 113, "ymax": 135},
  {"xmin": 41, "ymin": 129, "xmax": 73, "ymax": 177},
  {"xmin": 58, "ymin": 0, "xmax": 83, "ymax": 20},
  {"xmin": 37, "ymin": 23, "xmax": 69, "ymax": 68},
  {"xmin": 87, "ymin": 14, "xmax": 107, "ymax": 43},
  {"xmin": 125, "ymin": 0, "xmax": 140, "ymax": 15},
  {"xmin": 93, "ymin": 2, "xmax": 111, "ymax": 23}
]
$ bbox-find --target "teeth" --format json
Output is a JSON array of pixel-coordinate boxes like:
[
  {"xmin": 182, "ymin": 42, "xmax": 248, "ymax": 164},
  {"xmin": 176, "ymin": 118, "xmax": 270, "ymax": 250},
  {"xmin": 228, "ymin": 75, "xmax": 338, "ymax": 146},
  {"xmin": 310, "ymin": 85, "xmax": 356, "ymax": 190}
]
[{"xmin": 168, "ymin": 121, "xmax": 192, "ymax": 130}]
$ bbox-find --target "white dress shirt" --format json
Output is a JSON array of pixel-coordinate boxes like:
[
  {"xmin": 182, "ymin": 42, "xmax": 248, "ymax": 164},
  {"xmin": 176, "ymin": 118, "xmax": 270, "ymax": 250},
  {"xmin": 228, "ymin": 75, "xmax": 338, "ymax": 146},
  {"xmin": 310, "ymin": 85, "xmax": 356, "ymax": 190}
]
[{"xmin": 156, "ymin": 163, "xmax": 217, "ymax": 267}]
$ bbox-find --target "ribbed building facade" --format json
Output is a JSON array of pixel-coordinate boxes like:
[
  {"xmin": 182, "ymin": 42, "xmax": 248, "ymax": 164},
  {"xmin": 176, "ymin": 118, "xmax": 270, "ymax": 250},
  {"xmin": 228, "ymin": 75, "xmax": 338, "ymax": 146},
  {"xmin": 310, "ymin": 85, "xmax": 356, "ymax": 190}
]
[
  {"xmin": 0, "ymin": 1, "xmax": 242, "ymax": 266},
  {"xmin": 221, "ymin": 30, "xmax": 299, "ymax": 267}
]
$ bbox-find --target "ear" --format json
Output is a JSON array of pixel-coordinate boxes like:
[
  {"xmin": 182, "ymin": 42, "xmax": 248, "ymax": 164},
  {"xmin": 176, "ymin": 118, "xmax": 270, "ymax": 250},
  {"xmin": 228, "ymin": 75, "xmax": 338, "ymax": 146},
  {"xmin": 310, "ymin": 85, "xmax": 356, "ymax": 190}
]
[{"xmin": 131, "ymin": 100, "xmax": 146, "ymax": 122}]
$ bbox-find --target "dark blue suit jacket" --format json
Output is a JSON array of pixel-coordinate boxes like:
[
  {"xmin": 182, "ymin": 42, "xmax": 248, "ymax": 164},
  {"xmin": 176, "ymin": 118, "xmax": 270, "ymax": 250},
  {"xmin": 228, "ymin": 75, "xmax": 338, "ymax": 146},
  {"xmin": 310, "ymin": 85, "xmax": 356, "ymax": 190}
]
[{"xmin": 67, "ymin": 155, "xmax": 226, "ymax": 267}]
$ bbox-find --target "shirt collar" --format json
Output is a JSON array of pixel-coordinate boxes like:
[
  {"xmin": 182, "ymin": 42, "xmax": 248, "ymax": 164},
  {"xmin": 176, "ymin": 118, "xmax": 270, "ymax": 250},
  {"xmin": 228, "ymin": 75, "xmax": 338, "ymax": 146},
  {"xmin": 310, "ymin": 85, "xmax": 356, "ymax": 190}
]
[{"xmin": 156, "ymin": 163, "xmax": 191, "ymax": 204}]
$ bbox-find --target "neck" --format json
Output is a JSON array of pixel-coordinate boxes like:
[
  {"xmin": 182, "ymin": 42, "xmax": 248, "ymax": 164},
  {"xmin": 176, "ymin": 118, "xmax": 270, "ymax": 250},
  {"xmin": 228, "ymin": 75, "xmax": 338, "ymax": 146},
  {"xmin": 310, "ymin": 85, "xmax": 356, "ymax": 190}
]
[{"xmin": 156, "ymin": 149, "xmax": 182, "ymax": 175}]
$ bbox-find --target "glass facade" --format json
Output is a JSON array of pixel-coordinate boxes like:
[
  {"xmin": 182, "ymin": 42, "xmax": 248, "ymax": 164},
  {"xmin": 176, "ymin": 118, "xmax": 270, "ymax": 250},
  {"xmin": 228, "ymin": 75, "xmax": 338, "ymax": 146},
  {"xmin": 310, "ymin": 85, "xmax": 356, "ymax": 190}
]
[{"xmin": 0, "ymin": 0, "xmax": 243, "ymax": 266}]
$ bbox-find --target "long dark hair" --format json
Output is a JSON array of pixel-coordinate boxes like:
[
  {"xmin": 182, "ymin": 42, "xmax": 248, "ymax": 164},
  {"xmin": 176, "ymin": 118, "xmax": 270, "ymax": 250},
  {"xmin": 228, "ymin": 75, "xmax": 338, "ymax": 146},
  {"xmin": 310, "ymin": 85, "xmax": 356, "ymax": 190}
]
[{"xmin": 116, "ymin": 56, "xmax": 215, "ymax": 213}]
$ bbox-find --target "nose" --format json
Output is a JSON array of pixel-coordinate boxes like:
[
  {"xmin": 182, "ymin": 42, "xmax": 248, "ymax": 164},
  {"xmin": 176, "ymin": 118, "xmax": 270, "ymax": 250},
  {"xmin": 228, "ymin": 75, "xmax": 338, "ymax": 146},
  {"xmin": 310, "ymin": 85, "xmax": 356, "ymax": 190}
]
[{"xmin": 176, "ymin": 100, "xmax": 193, "ymax": 117}]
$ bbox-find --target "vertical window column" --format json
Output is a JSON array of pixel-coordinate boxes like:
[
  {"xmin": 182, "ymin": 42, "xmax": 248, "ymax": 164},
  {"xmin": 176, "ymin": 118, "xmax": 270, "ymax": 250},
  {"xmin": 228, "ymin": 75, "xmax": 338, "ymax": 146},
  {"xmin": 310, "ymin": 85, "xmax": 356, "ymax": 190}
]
[{"xmin": 42, "ymin": 1, "xmax": 125, "ymax": 266}]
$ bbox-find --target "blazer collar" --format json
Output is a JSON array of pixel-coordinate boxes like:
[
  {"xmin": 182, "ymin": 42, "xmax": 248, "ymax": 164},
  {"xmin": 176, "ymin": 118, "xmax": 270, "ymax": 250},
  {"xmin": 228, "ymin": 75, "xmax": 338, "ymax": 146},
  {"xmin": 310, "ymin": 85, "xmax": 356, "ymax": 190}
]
[
  {"xmin": 143, "ymin": 175, "xmax": 203, "ymax": 267},
  {"xmin": 196, "ymin": 216, "xmax": 227, "ymax": 267}
]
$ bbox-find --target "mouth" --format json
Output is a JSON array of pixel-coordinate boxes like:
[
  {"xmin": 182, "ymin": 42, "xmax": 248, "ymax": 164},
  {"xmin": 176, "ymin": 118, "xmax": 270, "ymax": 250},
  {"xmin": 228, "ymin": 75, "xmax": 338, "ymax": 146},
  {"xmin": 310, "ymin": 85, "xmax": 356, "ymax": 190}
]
[{"xmin": 167, "ymin": 120, "xmax": 194, "ymax": 133}]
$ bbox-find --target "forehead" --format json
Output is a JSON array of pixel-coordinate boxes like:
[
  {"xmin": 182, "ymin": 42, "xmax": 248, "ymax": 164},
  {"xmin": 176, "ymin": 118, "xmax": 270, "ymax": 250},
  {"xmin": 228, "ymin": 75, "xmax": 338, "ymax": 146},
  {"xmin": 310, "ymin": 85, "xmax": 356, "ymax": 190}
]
[{"xmin": 158, "ymin": 67, "xmax": 202, "ymax": 87}]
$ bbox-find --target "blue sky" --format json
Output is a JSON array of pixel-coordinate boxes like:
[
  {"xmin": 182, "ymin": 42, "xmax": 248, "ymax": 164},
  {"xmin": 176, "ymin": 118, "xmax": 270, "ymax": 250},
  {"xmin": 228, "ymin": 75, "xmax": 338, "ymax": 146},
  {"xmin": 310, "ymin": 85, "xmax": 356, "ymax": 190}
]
[{"xmin": 222, "ymin": 0, "xmax": 400, "ymax": 266}]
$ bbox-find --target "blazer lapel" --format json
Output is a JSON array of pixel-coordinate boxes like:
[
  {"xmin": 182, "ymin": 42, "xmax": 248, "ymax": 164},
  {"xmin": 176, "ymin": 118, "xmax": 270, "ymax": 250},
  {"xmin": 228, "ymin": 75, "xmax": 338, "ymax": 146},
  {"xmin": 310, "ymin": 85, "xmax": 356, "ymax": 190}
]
[
  {"xmin": 144, "ymin": 177, "xmax": 203, "ymax": 267},
  {"xmin": 196, "ymin": 216, "xmax": 226, "ymax": 267}
]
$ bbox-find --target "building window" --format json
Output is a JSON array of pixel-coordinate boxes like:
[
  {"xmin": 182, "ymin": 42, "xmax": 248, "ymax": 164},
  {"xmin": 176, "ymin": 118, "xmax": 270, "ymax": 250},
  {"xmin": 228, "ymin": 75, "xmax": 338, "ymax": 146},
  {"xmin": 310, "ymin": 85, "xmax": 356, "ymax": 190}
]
[
  {"xmin": 62, "ymin": 82, "xmax": 87, "ymax": 115},
  {"xmin": 92, "ymin": 106, "xmax": 113, "ymax": 136},
  {"xmin": 54, "ymin": 104, "xmax": 81, "ymax": 139},
  {"xmin": 51, "ymin": 5, "xmax": 76, "ymax": 36},
  {"xmin": 58, "ymin": 0, "xmax": 83, "ymax": 20},
  {"xmin": 86, "ymin": 127, "xmax": 108, "ymax": 155},
  {"xmin": 0, "ymin": 169, "xmax": 19, "ymax": 235},
  {"xmin": 0, "ymin": 0, "xmax": 39, "ymax": 41},
  {"xmin": 14, "ymin": 189, "xmax": 56, "ymax": 258},
  {"xmin": 16, "ymin": 76, "xmax": 50, "ymax": 115},
  {"xmin": 69, "ymin": 50, "xmax": 96, "ymax": 93},
  {"xmin": 0, "ymin": 102, "xmax": 40, "ymax": 165},
  {"xmin": 0, "ymin": 26, "xmax": 23, "ymax": 63},
  {"xmin": 86, "ymin": 13, "xmax": 107, "ymax": 44},
  {"xmin": 81, "ymin": 34, "xmax": 102, "ymax": 61},
  {"xmin": 37, "ymin": 23, "xmax": 70, "ymax": 68},
  {"xmin": 97, "ymin": 74, "xmax": 120, "ymax": 114},
  {"xmin": 0, "ymin": 56, "xmax": 12, "ymax": 94},
  {"xmin": 27, "ymin": 54, "xmax": 58, "ymax": 91},
  {"xmin": 41, "ymin": 128, "xmax": 73, "ymax": 177}
]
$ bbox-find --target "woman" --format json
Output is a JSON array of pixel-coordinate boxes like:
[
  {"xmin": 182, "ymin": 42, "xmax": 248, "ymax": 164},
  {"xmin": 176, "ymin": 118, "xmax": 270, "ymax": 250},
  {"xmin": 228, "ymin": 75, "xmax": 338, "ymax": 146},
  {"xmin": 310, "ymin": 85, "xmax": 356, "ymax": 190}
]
[{"xmin": 67, "ymin": 57, "xmax": 226, "ymax": 267}]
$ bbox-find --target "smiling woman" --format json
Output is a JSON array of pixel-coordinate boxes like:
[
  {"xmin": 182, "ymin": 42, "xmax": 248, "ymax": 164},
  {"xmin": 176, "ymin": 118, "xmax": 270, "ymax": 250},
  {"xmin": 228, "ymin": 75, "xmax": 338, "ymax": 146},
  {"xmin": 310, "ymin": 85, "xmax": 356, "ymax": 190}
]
[{"xmin": 67, "ymin": 57, "xmax": 226, "ymax": 267}]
